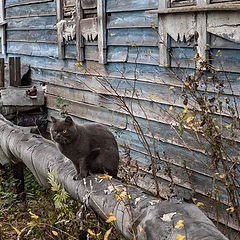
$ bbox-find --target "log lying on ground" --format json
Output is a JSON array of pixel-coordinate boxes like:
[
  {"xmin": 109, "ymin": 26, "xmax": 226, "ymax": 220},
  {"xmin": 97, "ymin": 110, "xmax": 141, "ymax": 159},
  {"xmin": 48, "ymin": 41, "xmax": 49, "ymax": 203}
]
[{"xmin": 0, "ymin": 114, "xmax": 228, "ymax": 240}]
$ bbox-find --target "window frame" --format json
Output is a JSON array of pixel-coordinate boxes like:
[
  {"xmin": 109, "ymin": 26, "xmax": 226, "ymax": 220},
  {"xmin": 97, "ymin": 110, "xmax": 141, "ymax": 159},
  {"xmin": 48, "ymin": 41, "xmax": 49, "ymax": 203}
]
[{"xmin": 56, "ymin": 0, "xmax": 107, "ymax": 64}]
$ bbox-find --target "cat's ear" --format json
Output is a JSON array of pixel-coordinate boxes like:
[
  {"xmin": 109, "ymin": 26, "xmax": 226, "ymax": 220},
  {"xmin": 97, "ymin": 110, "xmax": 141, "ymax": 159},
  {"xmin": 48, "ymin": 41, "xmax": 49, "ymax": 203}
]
[
  {"xmin": 51, "ymin": 116, "xmax": 58, "ymax": 123},
  {"xmin": 65, "ymin": 116, "xmax": 73, "ymax": 125}
]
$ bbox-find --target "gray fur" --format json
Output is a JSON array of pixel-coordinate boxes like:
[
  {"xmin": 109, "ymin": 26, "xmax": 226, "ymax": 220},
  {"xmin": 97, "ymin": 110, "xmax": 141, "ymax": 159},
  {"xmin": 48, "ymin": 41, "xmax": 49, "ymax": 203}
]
[{"xmin": 50, "ymin": 116, "xmax": 119, "ymax": 180}]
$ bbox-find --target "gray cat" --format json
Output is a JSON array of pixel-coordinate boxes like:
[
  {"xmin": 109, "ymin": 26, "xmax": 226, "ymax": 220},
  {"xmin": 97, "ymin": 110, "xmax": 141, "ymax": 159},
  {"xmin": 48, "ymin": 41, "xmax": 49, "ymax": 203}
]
[{"xmin": 50, "ymin": 116, "xmax": 119, "ymax": 180}]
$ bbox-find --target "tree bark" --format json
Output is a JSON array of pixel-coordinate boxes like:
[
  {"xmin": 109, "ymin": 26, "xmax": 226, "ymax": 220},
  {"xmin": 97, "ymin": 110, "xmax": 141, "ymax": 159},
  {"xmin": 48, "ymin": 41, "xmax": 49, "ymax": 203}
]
[{"xmin": 0, "ymin": 114, "xmax": 228, "ymax": 240}]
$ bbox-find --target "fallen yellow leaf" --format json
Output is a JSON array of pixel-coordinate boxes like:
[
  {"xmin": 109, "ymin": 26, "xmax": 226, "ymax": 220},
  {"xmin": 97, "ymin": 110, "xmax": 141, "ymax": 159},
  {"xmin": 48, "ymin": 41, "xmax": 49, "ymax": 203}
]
[
  {"xmin": 139, "ymin": 225, "xmax": 144, "ymax": 232},
  {"xmin": 87, "ymin": 229, "xmax": 101, "ymax": 236},
  {"xmin": 11, "ymin": 226, "xmax": 21, "ymax": 235},
  {"xmin": 114, "ymin": 191, "xmax": 127, "ymax": 200},
  {"xmin": 185, "ymin": 116, "xmax": 195, "ymax": 123},
  {"xmin": 175, "ymin": 220, "xmax": 184, "ymax": 229},
  {"xmin": 104, "ymin": 228, "xmax": 112, "ymax": 240},
  {"xmin": 74, "ymin": 62, "xmax": 83, "ymax": 66},
  {"xmin": 98, "ymin": 175, "xmax": 112, "ymax": 179},
  {"xmin": 129, "ymin": 43, "xmax": 137, "ymax": 47},
  {"xmin": 196, "ymin": 202, "xmax": 204, "ymax": 206},
  {"xmin": 148, "ymin": 94, "xmax": 158, "ymax": 98},
  {"xmin": 52, "ymin": 231, "xmax": 58, "ymax": 236},
  {"xmin": 226, "ymin": 207, "xmax": 235, "ymax": 213},
  {"xmin": 29, "ymin": 211, "xmax": 39, "ymax": 219},
  {"xmin": 176, "ymin": 234, "xmax": 186, "ymax": 240},
  {"xmin": 106, "ymin": 215, "xmax": 117, "ymax": 223}
]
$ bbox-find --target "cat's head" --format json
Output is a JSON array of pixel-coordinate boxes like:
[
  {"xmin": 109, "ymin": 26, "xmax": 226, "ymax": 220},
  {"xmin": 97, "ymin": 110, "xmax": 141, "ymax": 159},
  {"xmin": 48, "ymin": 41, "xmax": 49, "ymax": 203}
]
[{"xmin": 50, "ymin": 116, "xmax": 77, "ymax": 145}]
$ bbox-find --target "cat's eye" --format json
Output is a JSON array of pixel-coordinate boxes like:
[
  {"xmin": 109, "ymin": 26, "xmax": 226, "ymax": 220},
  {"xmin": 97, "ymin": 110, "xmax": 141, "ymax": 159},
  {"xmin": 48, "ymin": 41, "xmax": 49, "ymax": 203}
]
[{"xmin": 63, "ymin": 130, "xmax": 67, "ymax": 134}]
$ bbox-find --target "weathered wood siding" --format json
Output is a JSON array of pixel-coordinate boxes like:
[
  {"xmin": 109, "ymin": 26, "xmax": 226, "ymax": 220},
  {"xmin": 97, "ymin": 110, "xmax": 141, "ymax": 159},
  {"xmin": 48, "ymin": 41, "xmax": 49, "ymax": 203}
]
[{"xmin": 3, "ymin": 0, "xmax": 240, "ymax": 232}]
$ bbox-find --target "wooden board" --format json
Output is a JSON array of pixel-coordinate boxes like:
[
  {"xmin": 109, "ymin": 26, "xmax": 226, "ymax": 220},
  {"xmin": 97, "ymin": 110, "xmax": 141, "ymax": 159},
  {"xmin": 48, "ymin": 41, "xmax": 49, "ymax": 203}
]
[
  {"xmin": 106, "ymin": 0, "xmax": 158, "ymax": 12},
  {"xmin": 7, "ymin": 42, "xmax": 58, "ymax": 57},
  {"xmin": 210, "ymin": 33, "xmax": 240, "ymax": 50},
  {"xmin": 107, "ymin": 11, "xmax": 158, "ymax": 29},
  {"xmin": 7, "ymin": 16, "xmax": 56, "ymax": 30},
  {"xmin": 5, "ymin": 0, "xmax": 53, "ymax": 8},
  {"xmin": 5, "ymin": 2, "xmax": 56, "ymax": 19},
  {"xmin": 171, "ymin": 47, "xmax": 196, "ymax": 68},
  {"xmin": 211, "ymin": 48, "xmax": 240, "ymax": 73},
  {"xmin": 7, "ymin": 30, "xmax": 57, "ymax": 43},
  {"xmin": 107, "ymin": 28, "xmax": 159, "ymax": 46}
]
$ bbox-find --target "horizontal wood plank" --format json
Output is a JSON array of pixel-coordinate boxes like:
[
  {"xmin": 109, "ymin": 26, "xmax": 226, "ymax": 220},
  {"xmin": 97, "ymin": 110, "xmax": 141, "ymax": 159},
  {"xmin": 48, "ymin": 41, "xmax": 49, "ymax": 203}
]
[
  {"xmin": 5, "ymin": 0, "xmax": 53, "ymax": 8},
  {"xmin": 107, "ymin": 11, "xmax": 158, "ymax": 29},
  {"xmin": 7, "ymin": 16, "xmax": 56, "ymax": 30},
  {"xmin": 211, "ymin": 48, "xmax": 240, "ymax": 73},
  {"xmin": 210, "ymin": 33, "xmax": 240, "ymax": 50},
  {"xmin": 106, "ymin": 0, "xmax": 158, "ymax": 12},
  {"xmin": 7, "ymin": 30, "xmax": 57, "ymax": 42},
  {"xmin": 108, "ymin": 28, "xmax": 159, "ymax": 46},
  {"xmin": 5, "ymin": 2, "xmax": 56, "ymax": 19},
  {"xmin": 7, "ymin": 42, "xmax": 58, "ymax": 57}
]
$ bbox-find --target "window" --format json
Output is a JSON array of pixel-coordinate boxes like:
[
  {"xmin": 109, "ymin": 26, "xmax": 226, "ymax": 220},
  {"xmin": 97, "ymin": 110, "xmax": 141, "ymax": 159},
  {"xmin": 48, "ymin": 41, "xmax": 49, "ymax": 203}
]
[
  {"xmin": 156, "ymin": 0, "xmax": 240, "ymax": 67},
  {"xmin": 56, "ymin": 0, "xmax": 106, "ymax": 64}
]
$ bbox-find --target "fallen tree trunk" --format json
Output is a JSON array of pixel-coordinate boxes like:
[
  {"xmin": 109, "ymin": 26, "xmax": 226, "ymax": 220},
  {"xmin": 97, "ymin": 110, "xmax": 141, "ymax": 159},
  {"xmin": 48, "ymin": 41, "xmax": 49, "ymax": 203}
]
[{"xmin": 0, "ymin": 114, "xmax": 228, "ymax": 240}]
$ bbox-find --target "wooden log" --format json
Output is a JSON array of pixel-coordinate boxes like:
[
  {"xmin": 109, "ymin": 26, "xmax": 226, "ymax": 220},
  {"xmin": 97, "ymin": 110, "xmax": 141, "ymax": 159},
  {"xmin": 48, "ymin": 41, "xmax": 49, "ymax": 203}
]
[
  {"xmin": 0, "ymin": 114, "xmax": 228, "ymax": 240},
  {"xmin": 0, "ymin": 58, "xmax": 4, "ymax": 88},
  {"xmin": 8, "ymin": 57, "xmax": 21, "ymax": 86},
  {"xmin": 9, "ymin": 57, "xmax": 16, "ymax": 86}
]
